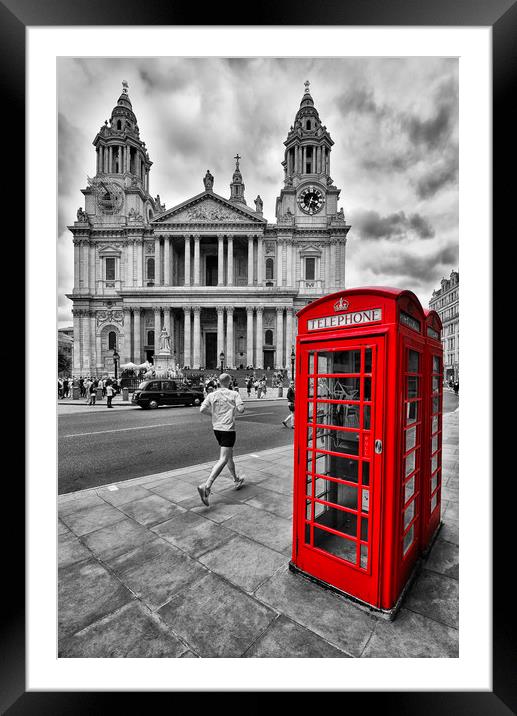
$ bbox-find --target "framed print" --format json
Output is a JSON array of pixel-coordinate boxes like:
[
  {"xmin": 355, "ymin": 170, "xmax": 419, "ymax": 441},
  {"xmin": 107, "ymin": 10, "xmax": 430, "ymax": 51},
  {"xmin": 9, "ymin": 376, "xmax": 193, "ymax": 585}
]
[{"xmin": 7, "ymin": 0, "xmax": 513, "ymax": 711}]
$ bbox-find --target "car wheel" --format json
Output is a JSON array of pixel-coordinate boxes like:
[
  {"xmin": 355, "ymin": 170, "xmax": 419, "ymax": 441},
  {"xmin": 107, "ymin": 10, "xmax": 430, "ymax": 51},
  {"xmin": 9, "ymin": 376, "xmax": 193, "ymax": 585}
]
[{"xmin": 149, "ymin": 400, "xmax": 159, "ymax": 409}]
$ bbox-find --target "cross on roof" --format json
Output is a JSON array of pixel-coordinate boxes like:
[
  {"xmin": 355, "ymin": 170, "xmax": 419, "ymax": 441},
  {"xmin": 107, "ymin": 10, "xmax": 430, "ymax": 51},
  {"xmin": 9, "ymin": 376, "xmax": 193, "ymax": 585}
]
[
  {"xmin": 234, "ymin": 153, "xmax": 241, "ymax": 167},
  {"xmin": 304, "ymin": 80, "xmax": 310, "ymax": 93},
  {"xmin": 122, "ymin": 80, "xmax": 129, "ymax": 94}
]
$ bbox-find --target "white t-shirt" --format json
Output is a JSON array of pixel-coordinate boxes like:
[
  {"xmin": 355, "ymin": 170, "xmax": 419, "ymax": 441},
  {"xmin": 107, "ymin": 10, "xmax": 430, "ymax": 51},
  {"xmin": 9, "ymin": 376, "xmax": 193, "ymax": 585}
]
[{"xmin": 200, "ymin": 387, "xmax": 244, "ymax": 431}]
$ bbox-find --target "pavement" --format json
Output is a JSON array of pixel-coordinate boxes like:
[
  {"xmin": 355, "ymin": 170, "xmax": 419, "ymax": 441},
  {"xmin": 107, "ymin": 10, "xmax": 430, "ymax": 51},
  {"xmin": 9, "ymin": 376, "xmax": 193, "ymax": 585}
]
[{"xmin": 58, "ymin": 409, "xmax": 459, "ymax": 658}]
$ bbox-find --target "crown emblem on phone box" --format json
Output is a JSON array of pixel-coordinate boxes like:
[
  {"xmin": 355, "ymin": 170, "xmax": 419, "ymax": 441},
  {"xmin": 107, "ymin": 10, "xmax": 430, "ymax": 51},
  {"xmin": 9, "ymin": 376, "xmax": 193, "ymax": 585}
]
[{"xmin": 333, "ymin": 297, "xmax": 350, "ymax": 312}]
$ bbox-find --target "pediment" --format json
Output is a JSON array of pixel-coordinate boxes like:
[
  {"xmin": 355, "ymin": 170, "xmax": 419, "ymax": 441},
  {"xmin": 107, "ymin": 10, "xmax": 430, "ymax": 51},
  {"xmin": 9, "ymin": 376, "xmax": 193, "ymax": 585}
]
[
  {"xmin": 300, "ymin": 244, "xmax": 322, "ymax": 256},
  {"xmin": 151, "ymin": 192, "xmax": 266, "ymax": 225}
]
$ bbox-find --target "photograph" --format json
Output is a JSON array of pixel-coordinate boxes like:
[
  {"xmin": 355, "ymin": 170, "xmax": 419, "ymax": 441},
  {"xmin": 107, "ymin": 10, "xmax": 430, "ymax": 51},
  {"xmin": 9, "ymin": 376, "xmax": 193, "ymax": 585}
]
[{"xmin": 56, "ymin": 56, "xmax": 460, "ymax": 660}]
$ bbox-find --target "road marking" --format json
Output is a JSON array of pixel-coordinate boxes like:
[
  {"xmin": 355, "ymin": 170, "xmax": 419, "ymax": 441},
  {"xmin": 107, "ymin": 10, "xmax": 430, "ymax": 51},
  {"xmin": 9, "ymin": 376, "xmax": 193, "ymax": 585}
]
[
  {"xmin": 61, "ymin": 422, "xmax": 180, "ymax": 438},
  {"xmin": 240, "ymin": 412, "xmax": 276, "ymax": 417}
]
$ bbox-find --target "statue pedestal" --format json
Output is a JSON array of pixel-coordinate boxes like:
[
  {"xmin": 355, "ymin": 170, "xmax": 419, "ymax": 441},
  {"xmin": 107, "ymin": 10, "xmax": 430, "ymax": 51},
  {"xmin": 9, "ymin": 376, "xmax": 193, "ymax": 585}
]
[{"xmin": 153, "ymin": 350, "xmax": 175, "ymax": 373}]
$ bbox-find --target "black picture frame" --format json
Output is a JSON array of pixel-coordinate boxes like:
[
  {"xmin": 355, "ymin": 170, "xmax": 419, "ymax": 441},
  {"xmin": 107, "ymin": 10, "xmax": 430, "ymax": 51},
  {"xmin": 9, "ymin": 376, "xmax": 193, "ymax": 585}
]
[{"xmin": 10, "ymin": 0, "xmax": 511, "ymax": 712}]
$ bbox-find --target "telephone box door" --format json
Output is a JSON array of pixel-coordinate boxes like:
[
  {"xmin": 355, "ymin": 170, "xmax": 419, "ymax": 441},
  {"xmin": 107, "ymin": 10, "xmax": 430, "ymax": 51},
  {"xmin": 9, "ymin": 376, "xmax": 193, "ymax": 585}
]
[{"xmin": 294, "ymin": 335, "xmax": 385, "ymax": 607}]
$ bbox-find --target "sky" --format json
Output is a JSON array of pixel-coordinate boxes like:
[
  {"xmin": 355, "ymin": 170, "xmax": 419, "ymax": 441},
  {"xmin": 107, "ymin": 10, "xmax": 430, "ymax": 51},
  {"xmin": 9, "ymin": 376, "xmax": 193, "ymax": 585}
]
[{"xmin": 57, "ymin": 57, "xmax": 458, "ymax": 327}]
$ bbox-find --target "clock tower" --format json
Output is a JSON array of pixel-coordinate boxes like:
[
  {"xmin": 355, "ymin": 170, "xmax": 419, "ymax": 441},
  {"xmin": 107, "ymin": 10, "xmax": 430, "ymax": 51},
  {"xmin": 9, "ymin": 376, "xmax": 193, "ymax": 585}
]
[
  {"xmin": 275, "ymin": 80, "xmax": 341, "ymax": 227},
  {"xmin": 85, "ymin": 81, "xmax": 156, "ymax": 224}
]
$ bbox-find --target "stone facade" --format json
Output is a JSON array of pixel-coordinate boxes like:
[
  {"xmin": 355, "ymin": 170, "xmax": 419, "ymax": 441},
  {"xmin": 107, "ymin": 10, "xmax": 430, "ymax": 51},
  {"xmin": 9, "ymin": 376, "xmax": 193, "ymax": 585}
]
[
  {"xmin": 67, "ymin": 81, "xmax": 351, "ymax": 374},
  {"xmin": 429, "ymin": 270, "xmax": 459, "ymax": 382}
]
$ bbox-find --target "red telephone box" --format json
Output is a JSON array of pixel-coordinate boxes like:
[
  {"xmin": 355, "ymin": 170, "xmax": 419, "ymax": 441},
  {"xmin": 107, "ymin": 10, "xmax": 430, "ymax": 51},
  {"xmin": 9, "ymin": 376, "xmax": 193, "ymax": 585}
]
[
  {"xmin": 421, "ymin": 309, "xmax": 444, "ymax": 553},
  {"xmin": 290, "ymin": 287, "xmax": 439, "ymax": 616}
]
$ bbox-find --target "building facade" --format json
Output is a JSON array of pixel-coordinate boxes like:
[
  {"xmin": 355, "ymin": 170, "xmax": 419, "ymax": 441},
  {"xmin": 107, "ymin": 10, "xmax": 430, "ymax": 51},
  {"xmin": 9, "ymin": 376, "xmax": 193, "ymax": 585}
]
[
  {"xmin": 67, "ymin": 81, "xmax": 351, "ymax": 375},
  {"xmin": 429, "ymin": 270, "xmax": 459, "ymax": 382}
]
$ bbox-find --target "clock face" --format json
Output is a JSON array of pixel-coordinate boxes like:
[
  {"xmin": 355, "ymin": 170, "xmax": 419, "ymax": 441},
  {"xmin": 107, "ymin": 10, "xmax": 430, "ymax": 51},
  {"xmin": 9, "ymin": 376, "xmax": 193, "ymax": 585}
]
[
  {"xmin": 298, "ymin": 185, "xmax": 325, "ymax": 215},
  {"xmin": 88, "ymin": 178, "xmax": 124, "ymax": 215}
]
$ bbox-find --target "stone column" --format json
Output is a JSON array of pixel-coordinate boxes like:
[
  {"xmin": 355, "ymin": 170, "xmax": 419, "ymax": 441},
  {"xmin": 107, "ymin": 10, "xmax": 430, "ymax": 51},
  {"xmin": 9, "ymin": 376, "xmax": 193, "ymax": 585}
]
[
  {"xmin": 133, "ymin": 307, "xmax": 141, "ymax": 363},
  {"xmin": 108, "ymin": 146, "xmax": 113, "ymax": 173},
  {"xmin": 285, "ymin": 307, "xmax": 293, "ymax": 361},
  {"xmin": 163, "ymin": 237, "xmax": 171, "ymax": 286},
  {"xmin": 154, "ymin": 307, "xmax": 162, "ymax": 358},
  {"xmin": 123, "ymin": 307, "xmax": 132, "ymax": 363},
  {"xmin": 257, "ymin": 236, "xmax": 264, "ymax": 285},
  {"xmin": 227, "ymin": 236, "xmax": 234, "ymax": 286},
  {"xmin": 170, "ymin": 310, "xmax": 176, "ymax": 361},
  {"xmin": 184, "ymin": 235, "xmax": 191, "ymax": 286},
  {"xmin": 256, "ymin": 306, "xmax": 264, "ymax": 369},
  {"xmin": 217, "ymin": 306, "xmax": 225, "ymax": 364},
  {"xmin": 248, "ymin": 235, "xmax": 254, "ymax": 285},
  {"xmin": 286, "ymin": 239, "xmax": 293, "ymax": 288},
  {"xmin": 89, "ymin": 243, "xmax": 96, "ymax": 292},
  {"xmin": 90, "ymin": 312, "xmax": 97, "ymax": 368},
  {"xmin": 183, "ymin": 307, "xmax": 192, "ymax": 367},
  {"xmin": 218, "ymin": 234, "xmax": 225, "ymax": 286},
  {"xmin": 246, "ymin": 307, "xmax": 254, "ymax": 367},
  {"xmin": 82, "ymin": 310, "xmax": 90, "ymax": 373},
  {"xmin": 276, "ymin": 308, "xmax": 284, "ymax": 369},
  {"xmin": 193, "ymin": 306, "xmax": 201, "ymax": 368},
  {"xmin": 96, "ymin": 328, "xmax": 103, "ymax": 370},
  {"xmin": 193, "ymin": 235, "xmax": 201, "ymax": 286},
  {"xmin": 226, "ymin": 307, "xmax": 234, "ymax": 369},
  {"xmin": 331, "ymin": 239, "xmax": 337, "ymax": 289},
  {"xmin": 154, "ymin": 237, "xmax": 161, "ymax": 286},
  {"xmin": 72, "ymin": 310, "xmax": 81, "ymax": 374}
]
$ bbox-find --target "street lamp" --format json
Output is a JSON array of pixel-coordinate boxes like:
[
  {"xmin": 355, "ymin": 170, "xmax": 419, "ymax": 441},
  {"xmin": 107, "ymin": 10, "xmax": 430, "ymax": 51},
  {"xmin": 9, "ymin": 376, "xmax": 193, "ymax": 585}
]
[
  {"xmin": 290, "ymin": 345, "xmax": 295, "ymax": 382},
  {"xmin": 113, "ymin": 348, "xmax": 120, "ymax": 380},
  {"xmin": 219, "ymin": 351, "xmax": 225, "ymax": 373}
]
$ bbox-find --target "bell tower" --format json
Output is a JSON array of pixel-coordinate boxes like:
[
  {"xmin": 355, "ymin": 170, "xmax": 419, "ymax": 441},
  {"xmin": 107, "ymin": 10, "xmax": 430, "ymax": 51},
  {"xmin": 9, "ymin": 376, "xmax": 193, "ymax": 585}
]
[
  {"xmin": 275, "ymin": 81, "xmax": 341, "ymax": 227},
  {"xmin": 85, "ymin": 81, "xmax": 155, "ymax": 223},
  {"xmin": 229, "ymin": 153, "xmax": 247, "ymax": 205}
]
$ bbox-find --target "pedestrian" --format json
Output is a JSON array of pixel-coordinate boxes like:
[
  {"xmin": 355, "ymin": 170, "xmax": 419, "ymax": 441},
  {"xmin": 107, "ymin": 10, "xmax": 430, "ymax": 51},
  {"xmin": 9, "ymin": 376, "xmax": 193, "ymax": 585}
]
[
  {"xmin": 282, "ymin": 380, "xmax": 295, "ymax": 428},
  {"xmin": 87, "ymin": 379, "xmax": 96, "ymax": 406},
  {"xmin": 197, "ymin": 373, "xmax": 246, "ymax": 507},
  {"xmin": 62, "ymin": 377, "xmax": 69, "ymax": 398},
  {"xmin": 106, "ymin": 380, "xmax": 114, "ymax": 408},
  {"xmin": 79, "ymin": 377, "xmax": 85, "ymax": 398},
  {"xmin": 453, "ymin": 380, "xmax": 459, "ymax": 395},
  {"xmin": 58, "ymin": 379, "xmax": 63, "ymax": 399},
  {"xmin": 246, "ymin": 375, "xmax": 252, "ymax": 397}
]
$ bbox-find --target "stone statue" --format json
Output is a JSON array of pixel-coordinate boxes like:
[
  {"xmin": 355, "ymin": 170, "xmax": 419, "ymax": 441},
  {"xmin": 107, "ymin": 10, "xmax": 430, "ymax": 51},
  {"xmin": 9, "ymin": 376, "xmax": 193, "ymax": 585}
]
[
  {"xmin": 76, "ymin": 207, "xmax": 87, "ymax": 222},
  {"xmin": 159, "ymin": 326, "xmax": 171, "ymax": 352},
  {"xmin": 203, "ymin": 170, "xmax": 214, "ymax": 191},
  {"xmin": 254, "ymin": 195, "xmax": 263, "ymax": 213}
]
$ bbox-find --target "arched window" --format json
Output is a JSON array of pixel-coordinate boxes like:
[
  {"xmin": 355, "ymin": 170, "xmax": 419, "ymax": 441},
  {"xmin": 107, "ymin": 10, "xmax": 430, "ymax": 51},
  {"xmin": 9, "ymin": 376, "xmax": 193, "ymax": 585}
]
[
  {"xmin": 146, "ymin": 257, "xmax": 155, "ymax": 280},
  {"xmin": 117, "ymin": 120, "xmax": 122, "ymax": 130},
  {"xmin": 147, "ymin": 330, "xmax": 155, "ymax": 346},
  {"xmin": 266, "ymin": 258, "xmax": 274, "ymax": 280},
  {"xmin": 108, "ymin": 331, "xmax": 117, "ymax": 350},
  {"xmin": 306, "ymin": 120, "xmax": 311, "ymax": 130},
  {"xmin": 265, "ymin": 330, "xmax": 274, "ymax": 346}
]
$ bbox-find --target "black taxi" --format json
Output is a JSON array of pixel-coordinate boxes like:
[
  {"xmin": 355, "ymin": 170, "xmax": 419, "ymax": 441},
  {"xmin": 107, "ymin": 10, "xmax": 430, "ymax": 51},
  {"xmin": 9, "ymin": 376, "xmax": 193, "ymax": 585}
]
[{"xmin": 132, "ymin": 379, "xmax": 204, "ymax": 409}]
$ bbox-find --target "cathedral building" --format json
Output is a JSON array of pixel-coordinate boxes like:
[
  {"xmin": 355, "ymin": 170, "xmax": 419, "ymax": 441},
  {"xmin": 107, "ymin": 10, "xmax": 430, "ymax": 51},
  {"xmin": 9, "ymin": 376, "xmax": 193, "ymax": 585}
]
[{"xmin": 67, "ymin": 80, "xmax": 351, "ymax": 374}]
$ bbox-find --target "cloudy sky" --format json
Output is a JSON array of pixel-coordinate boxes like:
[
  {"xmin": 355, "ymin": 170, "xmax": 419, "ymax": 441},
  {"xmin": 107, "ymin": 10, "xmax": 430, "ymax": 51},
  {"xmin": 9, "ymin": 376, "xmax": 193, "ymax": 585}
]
[{"xmin": 58, "ymin": 57, "xmax": 458, "ymax": 327}]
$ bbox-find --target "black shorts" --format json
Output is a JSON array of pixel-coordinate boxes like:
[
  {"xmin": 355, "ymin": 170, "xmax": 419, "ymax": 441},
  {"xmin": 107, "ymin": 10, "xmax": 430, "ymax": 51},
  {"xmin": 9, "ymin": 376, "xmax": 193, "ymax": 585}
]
[{"xmin": 213, "ymin": 430, "xmax": 236, "ymax": 447}]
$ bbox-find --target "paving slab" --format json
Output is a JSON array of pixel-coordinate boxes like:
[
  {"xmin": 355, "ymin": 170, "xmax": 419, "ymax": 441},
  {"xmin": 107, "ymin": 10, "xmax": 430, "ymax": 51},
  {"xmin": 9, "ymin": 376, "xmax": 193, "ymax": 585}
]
[
  {"xmin": 58, "ymin": 492, "xmax": 109, "ymax": 516},
  {"xmin": 98, "ymin": 484, "xmax": 154, "ymax": 507},
  {"xmin": 60, "ymin": 502, "xmax": 127, "ymax": 537},
  {"xmin": 404, "ymin": 569, "xmax": 459, "ymax": 629},
  {"xmin": 105, "ymin": 538, "xmax": 209, "ymax": 611},
  {"xmin": 148, "ymin": 478, "xmax": 199, "ymax": 503},
  {"xmin": 58, "ymin": 533, "xmax": 92, "ymax": 569},
  {"xmin": 255, "ymin": 568, "xmax": 376, "ymax": 657},
  {"xmin": 117, "ymin": 493, "xmax": 186, "ymax": 527},
  {"xmin": 362, "ymin": 608, "xmax": 458, "ymax": 658},
  {"xmin": 198, "ymin": 535, "xmax": 288, "ymax": 593},
  {"xmin": 243, "ymin": 485, "xmax": 294, "ymax": 520},
  {"xmin": 157, "ymin": 572, "xmax": 277, "ymax": 657},
  {"xmin": 223, "ymin": 503, "xmax": 293, "ymax": 554},
  {"xmin": 442, "ymin": 499, "xmax": 459, "ymax": 523},
  {"xmin": 439, "ymin": 520, "xmax": 459, "ymax": 546},
  {"xmin": 190, "ymin": 497, "xmax": 246, "ymax": 523},
  {"xmin": 244, "ymin": 615, "xmax": 348, "ymax": 658},
  {"xmin": 256, "ymin": 476, "xmax": 294, "ymax": 496},
  {"xmin": 59, "ymin": 601, "xmax": 188, "ymax": 658},
  {"xmin": 152, "ymin": 510, "xmax": 234, "ymax": 558},
  {"xmin": 59, "ymin": 558, "xmax": 133, "ymax": 640},
  {"xmin": 425, "ymin": 539, "xmax": 459, "ymax": 580},
  {"xmin": 81, "ymin": 517, "xmax": 156, "ymax": 561}
]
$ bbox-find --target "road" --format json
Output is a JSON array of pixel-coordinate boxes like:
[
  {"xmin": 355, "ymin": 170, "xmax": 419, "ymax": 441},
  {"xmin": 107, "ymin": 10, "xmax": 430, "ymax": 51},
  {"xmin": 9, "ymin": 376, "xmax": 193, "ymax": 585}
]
[
  {"xmin": 58, "ymin": 400, "xmax": 293, "ymax": 494},
  {"xmin": 58, "ymin": 391, "xmax": 458, "ymax": 495}
]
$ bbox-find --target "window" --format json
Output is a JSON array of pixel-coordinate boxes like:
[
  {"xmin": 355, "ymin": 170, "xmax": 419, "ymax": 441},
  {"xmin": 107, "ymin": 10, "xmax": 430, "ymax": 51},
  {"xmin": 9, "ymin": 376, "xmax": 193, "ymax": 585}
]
[
  {"xmin": 146, "ymin": 257, "xmax": 155, "ymax": 280},
  {"xmin": 266, "ymin": 258, "xmax": 274, "ymax": 280},
  {"xmin": 306, "ymin": 120, "xmax": 311, "ymax": 130},
  {"xmin": 147, "ymin": 330, "xmax": 155, "ymax": 346},
  {"xmin": 108, "ymin": 331, "xmax": 117, "ymax": 350},
  {"xmin": 305, "ymin": 257, "xmax": 316, "ymax": 280},
  {"xmin": 105, "ymin": 257, "xmax": 116, "ymax": 281},
  {"xmin": 265, "ymin": 330, "xmax": 274, "ymax": 345}
]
